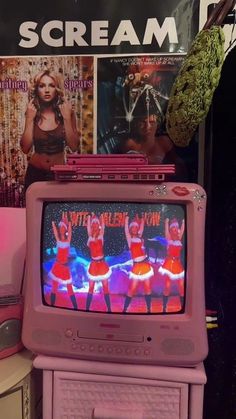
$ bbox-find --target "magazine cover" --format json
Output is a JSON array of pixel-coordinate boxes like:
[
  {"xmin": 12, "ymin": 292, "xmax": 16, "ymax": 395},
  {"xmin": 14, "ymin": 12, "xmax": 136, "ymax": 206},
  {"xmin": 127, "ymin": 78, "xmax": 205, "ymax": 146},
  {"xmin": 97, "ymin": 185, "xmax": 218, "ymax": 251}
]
[
  {"xmin": 97, "ymin": 55, "xmax": 183, "ymax": 154},
  {"xmin": 97, "ymin": 54, "xmax": 198, "ymax": 181},
  {"xmin": 0, "ymin": 56, "xmax": 93, "ymax": 206}
]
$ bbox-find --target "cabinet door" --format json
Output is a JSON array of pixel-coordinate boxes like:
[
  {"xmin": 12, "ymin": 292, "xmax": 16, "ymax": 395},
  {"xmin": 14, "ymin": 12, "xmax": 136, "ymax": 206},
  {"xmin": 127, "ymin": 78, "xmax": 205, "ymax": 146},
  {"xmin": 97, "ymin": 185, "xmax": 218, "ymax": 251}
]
[
  {"xmin": 0, "ymin": 386, "xmax": 24, "ymax": 419},
  {"xmin": 53, "ymin": 370, "xmax": 189, "ymax": 419}
]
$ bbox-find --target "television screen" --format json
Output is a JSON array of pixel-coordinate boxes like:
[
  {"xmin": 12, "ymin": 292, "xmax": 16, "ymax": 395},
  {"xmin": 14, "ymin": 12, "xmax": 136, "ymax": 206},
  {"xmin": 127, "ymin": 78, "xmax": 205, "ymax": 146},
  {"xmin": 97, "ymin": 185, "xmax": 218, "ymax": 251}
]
[{"xmin": 42, "ymin": 201, "xmax": 186, "ymax": 315}]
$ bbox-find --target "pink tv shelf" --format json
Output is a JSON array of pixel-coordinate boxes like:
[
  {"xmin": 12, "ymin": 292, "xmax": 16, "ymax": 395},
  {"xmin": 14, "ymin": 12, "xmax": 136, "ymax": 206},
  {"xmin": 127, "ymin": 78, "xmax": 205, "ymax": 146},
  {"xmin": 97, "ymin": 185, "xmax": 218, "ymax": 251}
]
[{"xmin": 34, "ymin": 355, "xmax": 206, "ymax": 419}]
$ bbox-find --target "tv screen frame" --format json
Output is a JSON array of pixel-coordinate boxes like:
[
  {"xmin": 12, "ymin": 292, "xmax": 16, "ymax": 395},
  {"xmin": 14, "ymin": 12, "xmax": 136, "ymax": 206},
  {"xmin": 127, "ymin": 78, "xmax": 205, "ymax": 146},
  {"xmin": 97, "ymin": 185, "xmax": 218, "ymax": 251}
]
[{"xmin": 22, "ymin": 180, "xmax": 208, "ymax": 366}]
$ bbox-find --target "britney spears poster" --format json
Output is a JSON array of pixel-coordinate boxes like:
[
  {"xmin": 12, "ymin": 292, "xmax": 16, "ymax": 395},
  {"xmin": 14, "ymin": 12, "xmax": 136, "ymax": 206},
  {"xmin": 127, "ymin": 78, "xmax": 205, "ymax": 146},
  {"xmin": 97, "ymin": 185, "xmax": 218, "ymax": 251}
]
[{"xmin": 0, "ymin": 56, "xmax": 93, "ymax": 206}]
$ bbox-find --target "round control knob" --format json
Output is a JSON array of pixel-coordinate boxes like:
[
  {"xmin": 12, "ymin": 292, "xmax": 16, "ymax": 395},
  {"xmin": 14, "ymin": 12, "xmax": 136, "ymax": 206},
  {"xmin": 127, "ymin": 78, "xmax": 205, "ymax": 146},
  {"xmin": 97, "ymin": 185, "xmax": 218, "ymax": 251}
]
[
  {"xmin": 80, "ymin": 344, "xmax": 86, "ymax": 351},
  {"xmin": 65, "ymin": 329, "xmax": 73, "ymax": 338}
]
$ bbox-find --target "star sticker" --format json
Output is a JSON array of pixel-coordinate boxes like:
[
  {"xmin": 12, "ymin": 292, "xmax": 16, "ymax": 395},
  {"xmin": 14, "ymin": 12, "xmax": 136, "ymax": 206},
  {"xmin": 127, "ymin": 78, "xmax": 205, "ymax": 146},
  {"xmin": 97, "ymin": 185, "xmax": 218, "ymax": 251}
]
[{"xmin": 155, "ymin": 185, "xmax": 167, "ymax": 195}]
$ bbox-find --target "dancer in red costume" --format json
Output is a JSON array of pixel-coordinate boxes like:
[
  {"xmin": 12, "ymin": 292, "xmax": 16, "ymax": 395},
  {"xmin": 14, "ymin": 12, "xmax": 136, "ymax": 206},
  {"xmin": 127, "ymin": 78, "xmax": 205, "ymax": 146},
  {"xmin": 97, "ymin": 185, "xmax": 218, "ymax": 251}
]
[
  {"xmin": 49, "ymin": 217, "xmax": 78, "ymax": 309},
  {"xmin": 158, "ymin": 217, "xmax": 185, "ymax": 312},
  {"xmin": 86, "ymin": 214, "xmax": 112, "ymax": 312},
  {"xmin": 123, "ymin": 216, "xmax": 154, "ymax": 313}
]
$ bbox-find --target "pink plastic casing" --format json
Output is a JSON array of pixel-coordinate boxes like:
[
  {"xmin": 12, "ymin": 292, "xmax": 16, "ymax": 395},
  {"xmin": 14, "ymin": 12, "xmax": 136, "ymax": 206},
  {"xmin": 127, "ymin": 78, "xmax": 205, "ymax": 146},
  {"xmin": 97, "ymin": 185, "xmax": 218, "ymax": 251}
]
[
  {"xmin": 66, "ymin": 153, "xmax": 148, "ymax": 166},
  {"xmin": 0, "ymin": 303, "xmax": 24, "ymax": 359},
  {"xmin": 22, "ymin": 181, "xmax": 208, "ymax": 367}
]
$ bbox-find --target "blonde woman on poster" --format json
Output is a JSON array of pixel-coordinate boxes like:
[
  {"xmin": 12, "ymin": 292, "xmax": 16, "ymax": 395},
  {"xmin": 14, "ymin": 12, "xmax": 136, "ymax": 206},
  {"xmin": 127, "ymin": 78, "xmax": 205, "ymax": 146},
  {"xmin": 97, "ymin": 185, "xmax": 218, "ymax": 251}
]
[{"xmin": 20, "ymin": 69, "xmax": 80, "ymax": 190}]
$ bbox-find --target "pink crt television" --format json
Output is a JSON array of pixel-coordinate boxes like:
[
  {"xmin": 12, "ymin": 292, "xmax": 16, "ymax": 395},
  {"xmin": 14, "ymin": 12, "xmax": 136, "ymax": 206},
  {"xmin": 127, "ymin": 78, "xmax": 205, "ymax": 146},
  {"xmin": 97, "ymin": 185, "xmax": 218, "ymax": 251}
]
[{"xmin": 22, "ymin": 180, "xmax": 208, "ymax": 366}]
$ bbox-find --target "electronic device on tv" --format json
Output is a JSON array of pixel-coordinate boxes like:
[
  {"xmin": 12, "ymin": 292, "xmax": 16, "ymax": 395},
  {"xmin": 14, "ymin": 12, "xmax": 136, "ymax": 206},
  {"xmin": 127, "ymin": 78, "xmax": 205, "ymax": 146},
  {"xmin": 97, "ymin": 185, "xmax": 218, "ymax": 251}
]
[
  {"xmin": 22, "ymin": 179, "xmax": 208, "ymax": 367},
  {"xmin": 51, "ymin": 163, "xmax": 175, "ymax": 182},
  {"xmin": 66, "ymin": 153, "xmax": 148, "ymax": 166}
]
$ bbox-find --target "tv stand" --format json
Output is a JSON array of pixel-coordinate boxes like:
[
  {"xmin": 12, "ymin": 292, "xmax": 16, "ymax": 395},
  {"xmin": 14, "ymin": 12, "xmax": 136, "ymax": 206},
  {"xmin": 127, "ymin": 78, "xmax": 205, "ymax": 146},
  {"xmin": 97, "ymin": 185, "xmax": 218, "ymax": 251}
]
[{"xmin": 34, "ymin": 355, "xmax": 206, "ymax": 419}]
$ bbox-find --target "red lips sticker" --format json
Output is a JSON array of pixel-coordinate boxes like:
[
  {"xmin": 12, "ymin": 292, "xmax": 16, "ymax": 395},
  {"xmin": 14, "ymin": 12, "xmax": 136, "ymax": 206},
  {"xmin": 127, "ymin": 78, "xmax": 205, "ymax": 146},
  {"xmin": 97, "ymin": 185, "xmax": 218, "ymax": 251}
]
[{"xmin": 172, "ymin": 186, "xmax": 190, "ymax": 196}]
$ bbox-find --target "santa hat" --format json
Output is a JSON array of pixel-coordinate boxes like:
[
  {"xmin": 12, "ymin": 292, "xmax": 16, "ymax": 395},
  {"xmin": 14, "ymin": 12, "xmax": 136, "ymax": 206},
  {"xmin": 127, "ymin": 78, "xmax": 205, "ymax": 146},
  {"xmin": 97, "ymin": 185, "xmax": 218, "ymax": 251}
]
[
  {"xmin": 59, "ymin": 220, "xmax": 68, "ymax": 230},
  {"xmin": 91, "ymin": 215, "xmax": 101, "ymax": 226},
  {"xmin": 129, "ymin": 221, "xmax": 139, "ymax": 229},
  {"xmin": 169, "ymin": 218, "xmax": 179, "ymax": 229}
]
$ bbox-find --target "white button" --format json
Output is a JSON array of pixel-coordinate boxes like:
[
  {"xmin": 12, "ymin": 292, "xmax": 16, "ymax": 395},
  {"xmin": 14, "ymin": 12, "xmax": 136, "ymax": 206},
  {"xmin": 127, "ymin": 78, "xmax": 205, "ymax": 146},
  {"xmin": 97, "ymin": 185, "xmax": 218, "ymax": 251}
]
[
  {"xmin": 80, "ymin": 345, "xmax": 86, "ymax": 351},
  {"xmin": 65, "ymin": 329, "xmax": 73, "ymax": 338}
]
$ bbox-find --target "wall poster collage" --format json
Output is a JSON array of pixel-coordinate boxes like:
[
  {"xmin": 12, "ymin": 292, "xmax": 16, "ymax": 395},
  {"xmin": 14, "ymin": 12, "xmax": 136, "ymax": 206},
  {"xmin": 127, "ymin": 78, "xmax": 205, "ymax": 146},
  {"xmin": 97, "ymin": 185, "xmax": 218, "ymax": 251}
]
[{"xmin": 0, "ymin": 0, "xmax": 200, "ymax": 207}]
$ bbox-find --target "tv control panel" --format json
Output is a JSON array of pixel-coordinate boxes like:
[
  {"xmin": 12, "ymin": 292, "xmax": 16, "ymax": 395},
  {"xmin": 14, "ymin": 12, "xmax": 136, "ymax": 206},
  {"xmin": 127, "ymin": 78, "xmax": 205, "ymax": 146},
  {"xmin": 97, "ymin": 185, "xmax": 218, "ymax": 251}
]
[{"xmin": 64, "ymin": 328, "xmax": 152, "ymax": 361}]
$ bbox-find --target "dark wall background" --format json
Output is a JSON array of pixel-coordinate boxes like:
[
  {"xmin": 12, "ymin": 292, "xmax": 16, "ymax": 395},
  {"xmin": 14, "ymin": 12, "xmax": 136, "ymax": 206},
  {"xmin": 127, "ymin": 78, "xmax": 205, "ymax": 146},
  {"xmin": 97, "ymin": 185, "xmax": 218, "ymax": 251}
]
[{"xmin": 203, "ymin": 44, "xmax": 236, "ymax": 419}]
